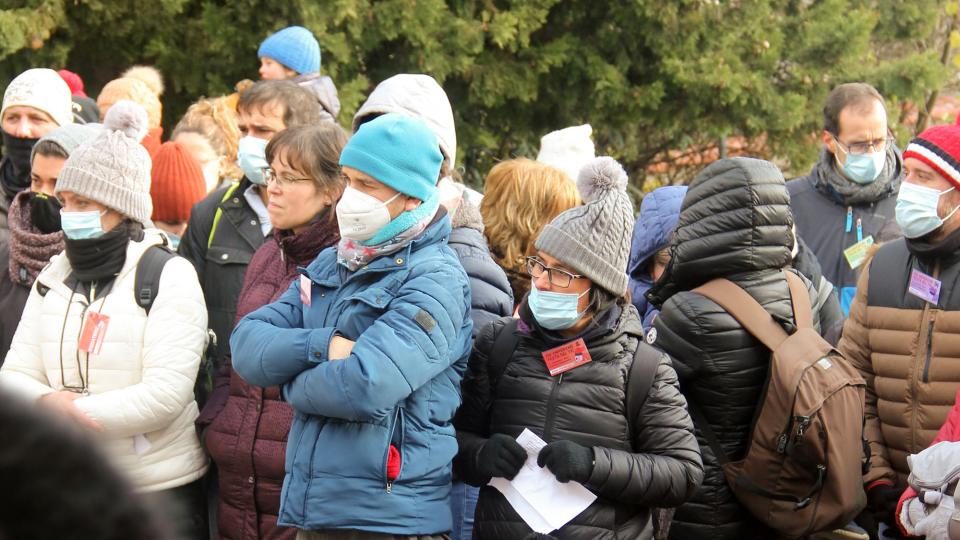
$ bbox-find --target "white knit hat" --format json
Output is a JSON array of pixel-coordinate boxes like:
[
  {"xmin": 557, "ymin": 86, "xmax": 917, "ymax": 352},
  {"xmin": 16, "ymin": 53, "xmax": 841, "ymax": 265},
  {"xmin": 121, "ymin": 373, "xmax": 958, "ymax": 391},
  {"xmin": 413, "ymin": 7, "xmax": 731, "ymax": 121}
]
[
  {"xmin": 56, "ymin": 101, "xmax": 152, "ymax": 224},
  {"xmin": 536, "ymin": 124, "xmax": 596, "ymax": 183},
  {"xmin": 1, "ymin": 68, "xmax": 73, "ymax": 128}
]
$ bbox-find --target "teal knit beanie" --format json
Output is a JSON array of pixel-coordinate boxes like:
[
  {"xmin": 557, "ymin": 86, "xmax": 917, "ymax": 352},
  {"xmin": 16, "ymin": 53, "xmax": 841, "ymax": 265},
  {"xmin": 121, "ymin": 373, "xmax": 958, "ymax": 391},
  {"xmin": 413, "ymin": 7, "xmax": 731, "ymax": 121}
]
[
  {"xmin": 258, "ymin": 26, "xmax": 321, "ymax": 75},
  {"xmin": 339, "ymin": 113, "xmax": 442, "ymax": 202}
]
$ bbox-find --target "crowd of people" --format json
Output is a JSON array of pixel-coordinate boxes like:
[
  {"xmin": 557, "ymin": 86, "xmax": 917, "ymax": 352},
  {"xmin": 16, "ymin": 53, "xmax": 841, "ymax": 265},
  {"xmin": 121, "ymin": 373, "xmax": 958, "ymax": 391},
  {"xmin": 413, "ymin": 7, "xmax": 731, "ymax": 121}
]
[{"xmin": 2, "ymin": 23, "xmax": 960, "ymax": 540}]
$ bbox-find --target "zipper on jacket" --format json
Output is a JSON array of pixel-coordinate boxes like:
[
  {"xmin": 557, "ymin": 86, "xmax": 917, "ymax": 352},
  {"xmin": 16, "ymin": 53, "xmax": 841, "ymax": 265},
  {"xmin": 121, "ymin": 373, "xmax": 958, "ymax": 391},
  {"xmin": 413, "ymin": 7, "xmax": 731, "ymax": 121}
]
[
  {"xmin": 542, "ymin": 373, "xmax": 564, "ymax": 442},
  {"xmin": 922, "ymin": 311, "xmax": 938, "ymax": 383},
  {"xmin": 845, "ymin": 207, "xmax": 853, "ymax": 233},
  {"xmin": 911, "ymin": 260, "xmax": 941, "ymax": 449},
  {"xmin": 384, "ymin": 407, "xmax": 402, "ymax": 493}
]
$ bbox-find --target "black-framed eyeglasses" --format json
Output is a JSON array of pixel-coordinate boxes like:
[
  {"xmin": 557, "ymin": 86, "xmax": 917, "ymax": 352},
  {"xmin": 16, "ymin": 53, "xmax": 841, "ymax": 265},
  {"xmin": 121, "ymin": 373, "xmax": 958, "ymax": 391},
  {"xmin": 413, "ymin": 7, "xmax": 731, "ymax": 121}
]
[
  {"xmin": 526, "ymin": 256, "xmax": 584, "ymax": 288},
  {"xmin": 832, "ymin": 134, "xmax": 895, "ymax": 156},
  {"xmin": 261, "ymin": 167, "xmax": 314, "ymax": 189}
]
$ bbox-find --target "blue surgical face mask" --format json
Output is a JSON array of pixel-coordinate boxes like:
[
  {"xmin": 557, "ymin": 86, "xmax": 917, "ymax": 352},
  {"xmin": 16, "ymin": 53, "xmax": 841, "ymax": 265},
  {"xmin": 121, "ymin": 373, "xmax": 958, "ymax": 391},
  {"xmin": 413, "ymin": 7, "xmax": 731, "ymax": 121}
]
[
  {"xmin": 896, "ymin": 182, "xmax": 960, "ymax": 239},
  {"xmin": 60, "ymin": 209, "xmax": 107, "ymax": 240},
  {"xmin": 528, "ymin": 281, "xmax": 590, "ymax": 330},
  {"xmin": 838, "ymin": 149, "xmax": 886, "ymax": 184},
  {"xmin": 237, "ymin": 136, "xmax": 269, "ymax": 185}
]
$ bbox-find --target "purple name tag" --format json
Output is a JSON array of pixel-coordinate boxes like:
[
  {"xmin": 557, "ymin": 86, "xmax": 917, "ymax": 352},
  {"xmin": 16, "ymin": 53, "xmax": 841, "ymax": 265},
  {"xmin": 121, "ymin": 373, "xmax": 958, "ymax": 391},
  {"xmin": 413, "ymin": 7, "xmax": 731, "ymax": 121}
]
[{"xmin": 908, "ymin": 269, "xmax": 941, "ymax": 305}]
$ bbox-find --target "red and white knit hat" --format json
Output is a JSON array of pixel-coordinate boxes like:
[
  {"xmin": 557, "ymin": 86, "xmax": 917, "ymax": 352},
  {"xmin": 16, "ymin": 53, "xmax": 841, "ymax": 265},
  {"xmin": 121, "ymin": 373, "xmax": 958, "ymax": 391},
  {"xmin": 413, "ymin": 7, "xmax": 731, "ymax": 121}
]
[{"xmin": 903, "ymin": 124, "xmax": 960, "ymax": 189}]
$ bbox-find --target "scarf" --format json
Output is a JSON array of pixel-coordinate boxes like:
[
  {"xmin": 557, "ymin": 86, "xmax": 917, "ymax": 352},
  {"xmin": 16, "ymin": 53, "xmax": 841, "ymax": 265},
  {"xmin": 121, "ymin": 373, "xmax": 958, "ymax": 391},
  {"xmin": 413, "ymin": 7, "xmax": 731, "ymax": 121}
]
[
  {"xmin": 907, "ymin": 227, "xmax": 960, "ymax": 260},
  {"xmin": 65, "ymin": 221, "xmax": 140, "ymax": 282},
  {"xmin": 337, "ymin": 194, "xmax": 440, "ymax": 271},
  {"xmin": 0, "ymin": 132, "xmax": 38, "ymax": 199},
  {"xmin": 277, "ymin": 208, "xmax": 340, "ymax": 267},
  {"xmin": 7, "ymin": 191, "xmax": 65, "ymax": 286},
  {"xmin": 810, "ymin": 146, "xmax": 901, "ymax": 206}
]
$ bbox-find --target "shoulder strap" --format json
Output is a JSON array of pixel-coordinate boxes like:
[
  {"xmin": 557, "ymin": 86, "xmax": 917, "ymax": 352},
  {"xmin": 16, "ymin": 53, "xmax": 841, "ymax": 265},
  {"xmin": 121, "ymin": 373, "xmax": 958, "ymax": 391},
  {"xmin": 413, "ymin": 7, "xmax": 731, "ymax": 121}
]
[
  {"xmin": 135, "ymin": 245, "xmax": 177, "ymax": 315},
  {"xmin": 626, "ymin": 342, "xmax": 661, "ymax": 423},
  {"xmin": 488, "ymin": 318, "xmax": 520, "ymax": 390},
  {"xmin": 207, "ymin": 182, "xmax": 241, "ymax": 249},
  {"xmin": 783, "ymin": 270, "xmax": 813, "ymax": 330},
  {"xmin": 692, "ymin": 278, "xmax": 790, "ymax": 350}
]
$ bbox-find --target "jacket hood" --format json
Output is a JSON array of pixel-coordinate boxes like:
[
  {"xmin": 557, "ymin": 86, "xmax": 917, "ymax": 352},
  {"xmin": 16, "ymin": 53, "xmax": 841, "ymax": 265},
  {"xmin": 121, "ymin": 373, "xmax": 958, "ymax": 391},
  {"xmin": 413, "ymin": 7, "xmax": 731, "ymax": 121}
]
[
  {"xmin": 352, "ymin": 74, "xmax": 456, "ymax": 168},
  {"xmin": 648, "ymin": 157, "xmax": 793, "ymax": 305},
  {"xmin": 628, "ymin": 185, "xmax": 687, "ymax": 278},
  {"xmin": 293, "ymin": 73, "xmax": 341, "ymax": 120}
]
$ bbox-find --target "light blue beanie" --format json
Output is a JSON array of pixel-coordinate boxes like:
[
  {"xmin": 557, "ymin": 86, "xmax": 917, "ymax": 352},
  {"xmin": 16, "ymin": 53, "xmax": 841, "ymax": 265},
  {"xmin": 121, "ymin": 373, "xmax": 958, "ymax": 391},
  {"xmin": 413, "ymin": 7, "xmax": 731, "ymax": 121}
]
[
  {"xmin": 339, "ymin": 113, "xmax": 442, "ymax": 202},
  {"xmin": 258, "ymin": 26, "xmax": 321, "ymax": 75}
]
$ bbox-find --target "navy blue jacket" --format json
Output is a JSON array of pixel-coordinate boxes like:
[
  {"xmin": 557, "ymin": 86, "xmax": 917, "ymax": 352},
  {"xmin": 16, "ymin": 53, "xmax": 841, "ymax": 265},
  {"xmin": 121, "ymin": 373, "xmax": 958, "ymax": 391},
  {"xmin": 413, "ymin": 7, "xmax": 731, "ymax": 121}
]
[
  {"xmin": 628, "ymin": 186, "xmax": 686, "ymax": 331},
  {"xmin": 231, "ymin": 216, "xmax": 473, "ymax": 535}
]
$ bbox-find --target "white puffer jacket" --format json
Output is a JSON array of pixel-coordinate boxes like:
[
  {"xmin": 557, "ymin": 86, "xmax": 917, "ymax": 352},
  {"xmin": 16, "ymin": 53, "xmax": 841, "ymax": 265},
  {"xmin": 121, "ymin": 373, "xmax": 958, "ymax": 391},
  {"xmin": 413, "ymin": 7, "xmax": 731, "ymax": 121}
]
[{"xmin": 0, "ymin": 230, "xmax": 209, "ymax": 492}]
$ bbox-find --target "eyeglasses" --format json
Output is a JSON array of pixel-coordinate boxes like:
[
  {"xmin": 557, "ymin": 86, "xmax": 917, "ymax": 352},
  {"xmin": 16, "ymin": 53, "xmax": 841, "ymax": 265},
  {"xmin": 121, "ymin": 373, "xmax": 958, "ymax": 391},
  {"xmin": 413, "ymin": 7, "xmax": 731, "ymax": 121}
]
[
  {"xmin": 262, "ymin": 167, "xmax": 314, "ymax": 188},
  {"xmin": 832, "ymin": 134, "xmax": 895, "ymax": 156},
  {"xmin": 526, "ymin": 256, "xmax": 584, "ymax": 288}
]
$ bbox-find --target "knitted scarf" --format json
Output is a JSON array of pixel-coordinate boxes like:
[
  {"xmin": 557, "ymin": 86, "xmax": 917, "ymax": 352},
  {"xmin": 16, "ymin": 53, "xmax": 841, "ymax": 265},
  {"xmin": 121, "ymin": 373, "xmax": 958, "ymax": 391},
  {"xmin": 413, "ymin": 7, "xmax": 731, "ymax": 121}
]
[
  {"xmin": 337, "ymin": 194, "xmax": 440, "ymax": 271},
  {"xmin": 811, "ymin": 146, "xmax": 901, "ymax": 206},
  {"xmin": 7, "ymin": 191, "xmax": 64, "ymax": 286}
]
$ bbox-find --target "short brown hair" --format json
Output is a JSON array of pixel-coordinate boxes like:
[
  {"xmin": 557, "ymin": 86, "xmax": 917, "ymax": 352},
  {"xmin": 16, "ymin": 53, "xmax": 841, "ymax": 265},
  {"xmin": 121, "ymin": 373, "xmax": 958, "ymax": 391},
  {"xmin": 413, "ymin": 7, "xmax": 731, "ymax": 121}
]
[
  {"xmin": 32, "ymin": 140, "xmax": 69, "ymax": 161},
  {"xmin": 823, "ymin": 83, "xmax": 885, "ymax": 135},
  {"xmin": 238, "ymin": 80, "xmax": 321, "ymax": 129},
  {"xmin": 265, "ymin": 124, "xmax": 349, "ymax": 201}
]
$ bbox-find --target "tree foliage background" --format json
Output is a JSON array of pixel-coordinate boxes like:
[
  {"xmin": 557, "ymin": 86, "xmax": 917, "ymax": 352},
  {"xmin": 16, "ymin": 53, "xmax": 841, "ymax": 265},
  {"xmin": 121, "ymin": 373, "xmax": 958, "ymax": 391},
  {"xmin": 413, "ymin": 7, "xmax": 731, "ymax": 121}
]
[{"xmin": 2, "ymin": 0, "xmax": 958, "ymax": 193}]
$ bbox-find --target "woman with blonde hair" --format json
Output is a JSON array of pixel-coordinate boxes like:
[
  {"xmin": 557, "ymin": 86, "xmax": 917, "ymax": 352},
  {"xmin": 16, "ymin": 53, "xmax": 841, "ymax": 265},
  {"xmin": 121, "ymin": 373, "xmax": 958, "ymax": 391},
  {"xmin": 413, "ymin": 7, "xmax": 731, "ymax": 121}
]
[
  {"xmin": 171, "ymin": 97, "xmax": 243, "ymax": 192},
  {"xmin": 480, "ymin": 158, "xmax": 580, "ymax": 305}
]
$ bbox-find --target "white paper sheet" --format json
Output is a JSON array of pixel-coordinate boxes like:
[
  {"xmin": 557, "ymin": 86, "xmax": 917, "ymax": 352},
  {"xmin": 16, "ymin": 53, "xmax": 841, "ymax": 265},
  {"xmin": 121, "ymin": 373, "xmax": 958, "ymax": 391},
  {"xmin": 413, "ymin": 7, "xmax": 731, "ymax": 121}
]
[{"xmin": 488, "ymin": 429, "xmax": 597, "ymax": 534}]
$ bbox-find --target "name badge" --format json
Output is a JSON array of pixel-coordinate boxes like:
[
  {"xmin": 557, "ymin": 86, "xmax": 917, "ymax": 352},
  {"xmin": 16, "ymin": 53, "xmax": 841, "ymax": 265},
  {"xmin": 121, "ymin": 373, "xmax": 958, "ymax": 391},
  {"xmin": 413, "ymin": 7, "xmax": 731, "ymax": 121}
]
[
  {"xmin": 843, "ymin": 235, "xmax": 874, "ymax": 269},
  {"xmin": 78, "ymin": 312, "xmax": 109, "ymax": 354},
  {"xmin": 541, "ymin": 338, "xmax": 592, "ymax": 376},
  {"xmin": 300, "ymin": 275, "xmax": 312, "ymax": 307},
  {"xmin": 908, "ymin": 269, "xmax": 941, "ymax": 305}
]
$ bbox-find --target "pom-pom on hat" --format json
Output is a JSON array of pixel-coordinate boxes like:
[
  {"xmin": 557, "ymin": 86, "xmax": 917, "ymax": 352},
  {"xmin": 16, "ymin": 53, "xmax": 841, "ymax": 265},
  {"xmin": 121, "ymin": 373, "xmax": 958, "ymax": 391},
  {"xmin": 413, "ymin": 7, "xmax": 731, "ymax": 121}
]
[
  {"xmin": 55, "ymin": 100, "xmax": 153, "ymax": 224},
  {"xmin": 339, "ymin": 113, "xmax": 442, "ymax": 202},
  {"xmin": 258, "ymin": 26, "xmax": 321, "ymax": 75},
  {"xmin": 2, "ymin": 68, "xmax": 73, "ymax": 128},
  {"xmin": 150, "ymin": 141, "xmax": 206, "ymax": 223},
  {"xmin": 535, "ymin": 156, "xmax": 635, "ymax": 296},
  {"xmin": 903, "ymin": 124, "xmax": 960, "ymax": 189}
]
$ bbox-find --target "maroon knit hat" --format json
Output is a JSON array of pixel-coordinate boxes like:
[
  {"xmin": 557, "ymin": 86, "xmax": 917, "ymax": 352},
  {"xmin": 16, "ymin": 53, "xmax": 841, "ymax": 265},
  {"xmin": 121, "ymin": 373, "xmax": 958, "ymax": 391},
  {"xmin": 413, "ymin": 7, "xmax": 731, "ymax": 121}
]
[
  {"xmin": 903, "ymin": 124, "xmax": 960, "ymax": 189},
  {"xmin": 150, "ymin": 141, "xmax": 206, "ymax": 222}
]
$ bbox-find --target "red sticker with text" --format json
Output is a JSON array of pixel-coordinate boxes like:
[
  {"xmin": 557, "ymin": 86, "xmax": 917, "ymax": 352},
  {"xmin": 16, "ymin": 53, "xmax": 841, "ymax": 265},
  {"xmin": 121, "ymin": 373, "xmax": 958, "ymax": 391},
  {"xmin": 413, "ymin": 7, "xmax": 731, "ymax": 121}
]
[
  {"xmin": 541, "ymin": 338, "xmax": 592, "ymax": 376},
  {"xmin": 78, "ymin": 312, "xmax": 110, "ymax": 354}
]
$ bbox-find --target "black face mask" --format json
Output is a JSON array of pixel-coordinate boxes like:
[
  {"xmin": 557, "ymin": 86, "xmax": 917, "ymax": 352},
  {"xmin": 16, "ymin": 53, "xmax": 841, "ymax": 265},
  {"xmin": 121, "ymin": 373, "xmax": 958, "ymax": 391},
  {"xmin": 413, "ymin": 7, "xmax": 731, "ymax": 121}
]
[
  {"xmin": 0, "ymin": 132, "xmax": 39, "ymax": 196},
  {"xmin": 27, "ymin": 191, "xmax": 62, "ymax": 234},
  {"xmin": 65, "ymin": 221, "xmax": 132, "ymax": 283}
]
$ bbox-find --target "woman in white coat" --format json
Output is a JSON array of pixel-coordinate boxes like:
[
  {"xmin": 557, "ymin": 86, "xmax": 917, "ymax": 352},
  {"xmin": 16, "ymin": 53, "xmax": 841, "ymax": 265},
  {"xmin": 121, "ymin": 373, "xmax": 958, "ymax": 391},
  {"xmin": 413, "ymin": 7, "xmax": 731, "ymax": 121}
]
[{"xmin": 0, "ymin": 101, "xmax": 209, "ymax": 539}]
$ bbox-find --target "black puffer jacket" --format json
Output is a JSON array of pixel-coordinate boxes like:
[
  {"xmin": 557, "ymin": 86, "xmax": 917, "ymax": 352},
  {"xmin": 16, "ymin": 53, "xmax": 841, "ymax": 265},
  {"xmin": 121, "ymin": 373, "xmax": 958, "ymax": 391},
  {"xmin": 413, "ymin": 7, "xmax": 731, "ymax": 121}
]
[
  {"xmin": 455, "ymin": 303, "xmax": 703, "ymax": 540},
  {"xmin": 647, "ymin": 158, "xmax": 828, "ymax": 540}
]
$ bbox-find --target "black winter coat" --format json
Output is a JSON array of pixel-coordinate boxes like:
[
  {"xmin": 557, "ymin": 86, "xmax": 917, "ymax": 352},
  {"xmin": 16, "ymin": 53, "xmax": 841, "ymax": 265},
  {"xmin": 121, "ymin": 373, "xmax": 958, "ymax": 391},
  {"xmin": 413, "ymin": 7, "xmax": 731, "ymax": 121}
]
[
  {"xmin": 455, "ymin": 303, "xmax": 703, "ymax": 540},
  {"xmin": 647, "ymin": 157, "xmax": 829, "ymax": 540},
  {"xmin": 179, "ymin": 177, "xmax": 267, "ymax": 395}
]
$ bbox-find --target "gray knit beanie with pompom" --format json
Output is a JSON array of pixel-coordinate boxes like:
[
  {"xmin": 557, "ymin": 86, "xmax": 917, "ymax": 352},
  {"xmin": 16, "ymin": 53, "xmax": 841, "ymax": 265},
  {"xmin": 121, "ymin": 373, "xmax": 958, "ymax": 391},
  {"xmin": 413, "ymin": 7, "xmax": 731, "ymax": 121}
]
[
  {"xmin": 534, "ymin": 156, "xmax": 635, "ymax": 296},
  {"xmin": 55, "ymin": 100, "xmax": 153, "ymax": 224}
]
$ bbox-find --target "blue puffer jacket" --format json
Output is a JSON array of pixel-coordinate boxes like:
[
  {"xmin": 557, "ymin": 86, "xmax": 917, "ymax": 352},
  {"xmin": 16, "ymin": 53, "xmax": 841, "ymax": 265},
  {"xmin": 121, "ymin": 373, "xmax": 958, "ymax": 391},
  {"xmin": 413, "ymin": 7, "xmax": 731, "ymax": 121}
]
[
  {"xmin": 231, "ymin": 215, "xmax": 473, "ymax": 535},
  {"xmin": 627, "ymin": 185, "xmax": 686, "ymax": 331}
]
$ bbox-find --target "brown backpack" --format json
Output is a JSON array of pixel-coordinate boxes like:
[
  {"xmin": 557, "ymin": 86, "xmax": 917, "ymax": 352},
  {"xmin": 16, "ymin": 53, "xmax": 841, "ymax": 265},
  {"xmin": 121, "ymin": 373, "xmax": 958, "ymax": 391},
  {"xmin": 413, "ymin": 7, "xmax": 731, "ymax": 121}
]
[{"xmin": 689, "ymin": 270, "xmax": 868, "ymax": 538}]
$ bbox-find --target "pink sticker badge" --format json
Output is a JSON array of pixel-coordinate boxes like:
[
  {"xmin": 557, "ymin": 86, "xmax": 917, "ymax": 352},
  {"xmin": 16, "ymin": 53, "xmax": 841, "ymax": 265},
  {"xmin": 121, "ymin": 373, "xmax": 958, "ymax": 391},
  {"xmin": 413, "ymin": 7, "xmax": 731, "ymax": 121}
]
[
  {"xmin": 299, "ymin": 275, "xmax": 312, "ymax": 307},
  {"xmin": 908, "ymin": 269, "xmax": 941, "ymax": 305}
]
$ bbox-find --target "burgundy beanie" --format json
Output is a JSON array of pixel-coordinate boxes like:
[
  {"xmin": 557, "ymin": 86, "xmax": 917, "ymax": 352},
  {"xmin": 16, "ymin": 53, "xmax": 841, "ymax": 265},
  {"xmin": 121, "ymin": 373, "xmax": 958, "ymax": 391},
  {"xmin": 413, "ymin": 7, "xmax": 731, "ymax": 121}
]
[
  {"xmin": 150, "ymin": 141, "xmax": 206, "ymax": 222},
  {"xmin": 903, "ymin": 124, "xmax": 960, "ymax": 189}
]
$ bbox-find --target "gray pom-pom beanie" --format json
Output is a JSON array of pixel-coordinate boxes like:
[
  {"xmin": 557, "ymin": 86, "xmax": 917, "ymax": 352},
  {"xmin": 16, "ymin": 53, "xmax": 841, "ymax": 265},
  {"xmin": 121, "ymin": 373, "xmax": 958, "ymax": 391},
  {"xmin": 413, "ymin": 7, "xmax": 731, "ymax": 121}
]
[
  {"xmin": 534, "ymin": 156, "xmax": 635, "ymax": 296},
  {"xmin": 55, "ymin": 100, "xmax": 153, "ymax": 224}
]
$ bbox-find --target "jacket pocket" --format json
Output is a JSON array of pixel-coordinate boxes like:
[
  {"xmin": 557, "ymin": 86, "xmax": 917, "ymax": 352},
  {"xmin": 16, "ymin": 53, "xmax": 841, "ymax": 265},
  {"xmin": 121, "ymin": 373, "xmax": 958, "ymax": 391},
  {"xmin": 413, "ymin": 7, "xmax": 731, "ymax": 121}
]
[
  {"xmin": 384, "ymin": 407, "xmax": 405, "ymax": 493},
  {"xmin": 335, "ymin": 287, "xmax": 396, "ymax": 336},
  {"xmin": 205, "ymin": 246, "xmax": 253, "ymax": 268}
]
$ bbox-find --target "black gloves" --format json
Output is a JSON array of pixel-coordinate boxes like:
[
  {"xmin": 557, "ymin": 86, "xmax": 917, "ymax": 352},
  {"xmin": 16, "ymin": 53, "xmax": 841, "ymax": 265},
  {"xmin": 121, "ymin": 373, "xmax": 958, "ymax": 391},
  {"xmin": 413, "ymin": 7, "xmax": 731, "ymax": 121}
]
[
  {"xmin": 537, "ymin": 440, "xmax": 595, "ymax": 483},
  {"xmin": 867, "ymin": 483, "xmax": 902, "ymax": 527},
  {"xmin": 478, "ymin": 433, "xmax": 527, "ymax": 480}
]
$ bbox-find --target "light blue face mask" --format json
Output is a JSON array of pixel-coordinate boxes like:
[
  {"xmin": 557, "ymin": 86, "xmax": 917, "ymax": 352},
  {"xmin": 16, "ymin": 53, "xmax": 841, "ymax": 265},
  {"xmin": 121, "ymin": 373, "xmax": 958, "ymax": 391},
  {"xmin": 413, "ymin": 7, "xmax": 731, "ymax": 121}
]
[
  {"xmin": 60, "ymin": 209, "xmax": 107, "ymax": 240},
  {"xmin": 237, "ymin": 136, "xmax": 269, "ymax": 185},
  {"xmin": 837, "ymin": 148, "xmax": 886, "ymax": 185},
  {"xmin": 896, "ymin": 182, "xmax": 960, "ymax": 239},
  {"xmin": 528, "ymin": 281, "xmax": 590, "ymax": 330}
]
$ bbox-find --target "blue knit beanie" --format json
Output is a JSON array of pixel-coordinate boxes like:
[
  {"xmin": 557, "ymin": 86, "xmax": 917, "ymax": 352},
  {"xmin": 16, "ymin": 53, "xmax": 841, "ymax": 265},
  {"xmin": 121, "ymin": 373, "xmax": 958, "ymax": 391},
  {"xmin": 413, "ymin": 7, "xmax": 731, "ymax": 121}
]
[
  {"xmin": 339, "ymin": 114, "xmax": 442, "ymax": 202},
  {"xmin": 258, "ymin": 26, "xmax": 321, "ymax": 75}
]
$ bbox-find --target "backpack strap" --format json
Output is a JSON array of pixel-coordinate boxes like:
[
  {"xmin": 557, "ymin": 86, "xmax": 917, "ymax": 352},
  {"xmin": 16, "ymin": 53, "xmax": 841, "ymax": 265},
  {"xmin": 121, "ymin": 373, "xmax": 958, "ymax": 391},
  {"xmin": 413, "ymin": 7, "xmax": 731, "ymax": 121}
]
[
  {"xmin": 692, "ymin": 278, "xmax": 790, "ymax": 351},
  {"xmin": 207, "ymin": 182, "xmax": 241, "ymax": 249},
  {"xmin": 487, "ymin": 318, "xmax": 520, "ymax": 391},
  {"xmin": 783, "ymin": 270, "xmax": 813, "ymax": 330},
  {"xmin": 626, "ymin": 342, "xmax": 661, "ymax": 424},
  {"xmin": 135, "ymin": 245, "xmax": 177, "ymax": 315}
]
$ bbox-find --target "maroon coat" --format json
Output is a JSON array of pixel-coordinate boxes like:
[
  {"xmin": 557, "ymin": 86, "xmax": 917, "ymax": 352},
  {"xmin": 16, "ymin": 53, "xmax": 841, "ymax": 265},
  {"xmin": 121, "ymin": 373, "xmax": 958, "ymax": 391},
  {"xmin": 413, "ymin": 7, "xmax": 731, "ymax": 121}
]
[{"xmin": 201, "ymin": 215, "xmax": 338, "ymax": 540}]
